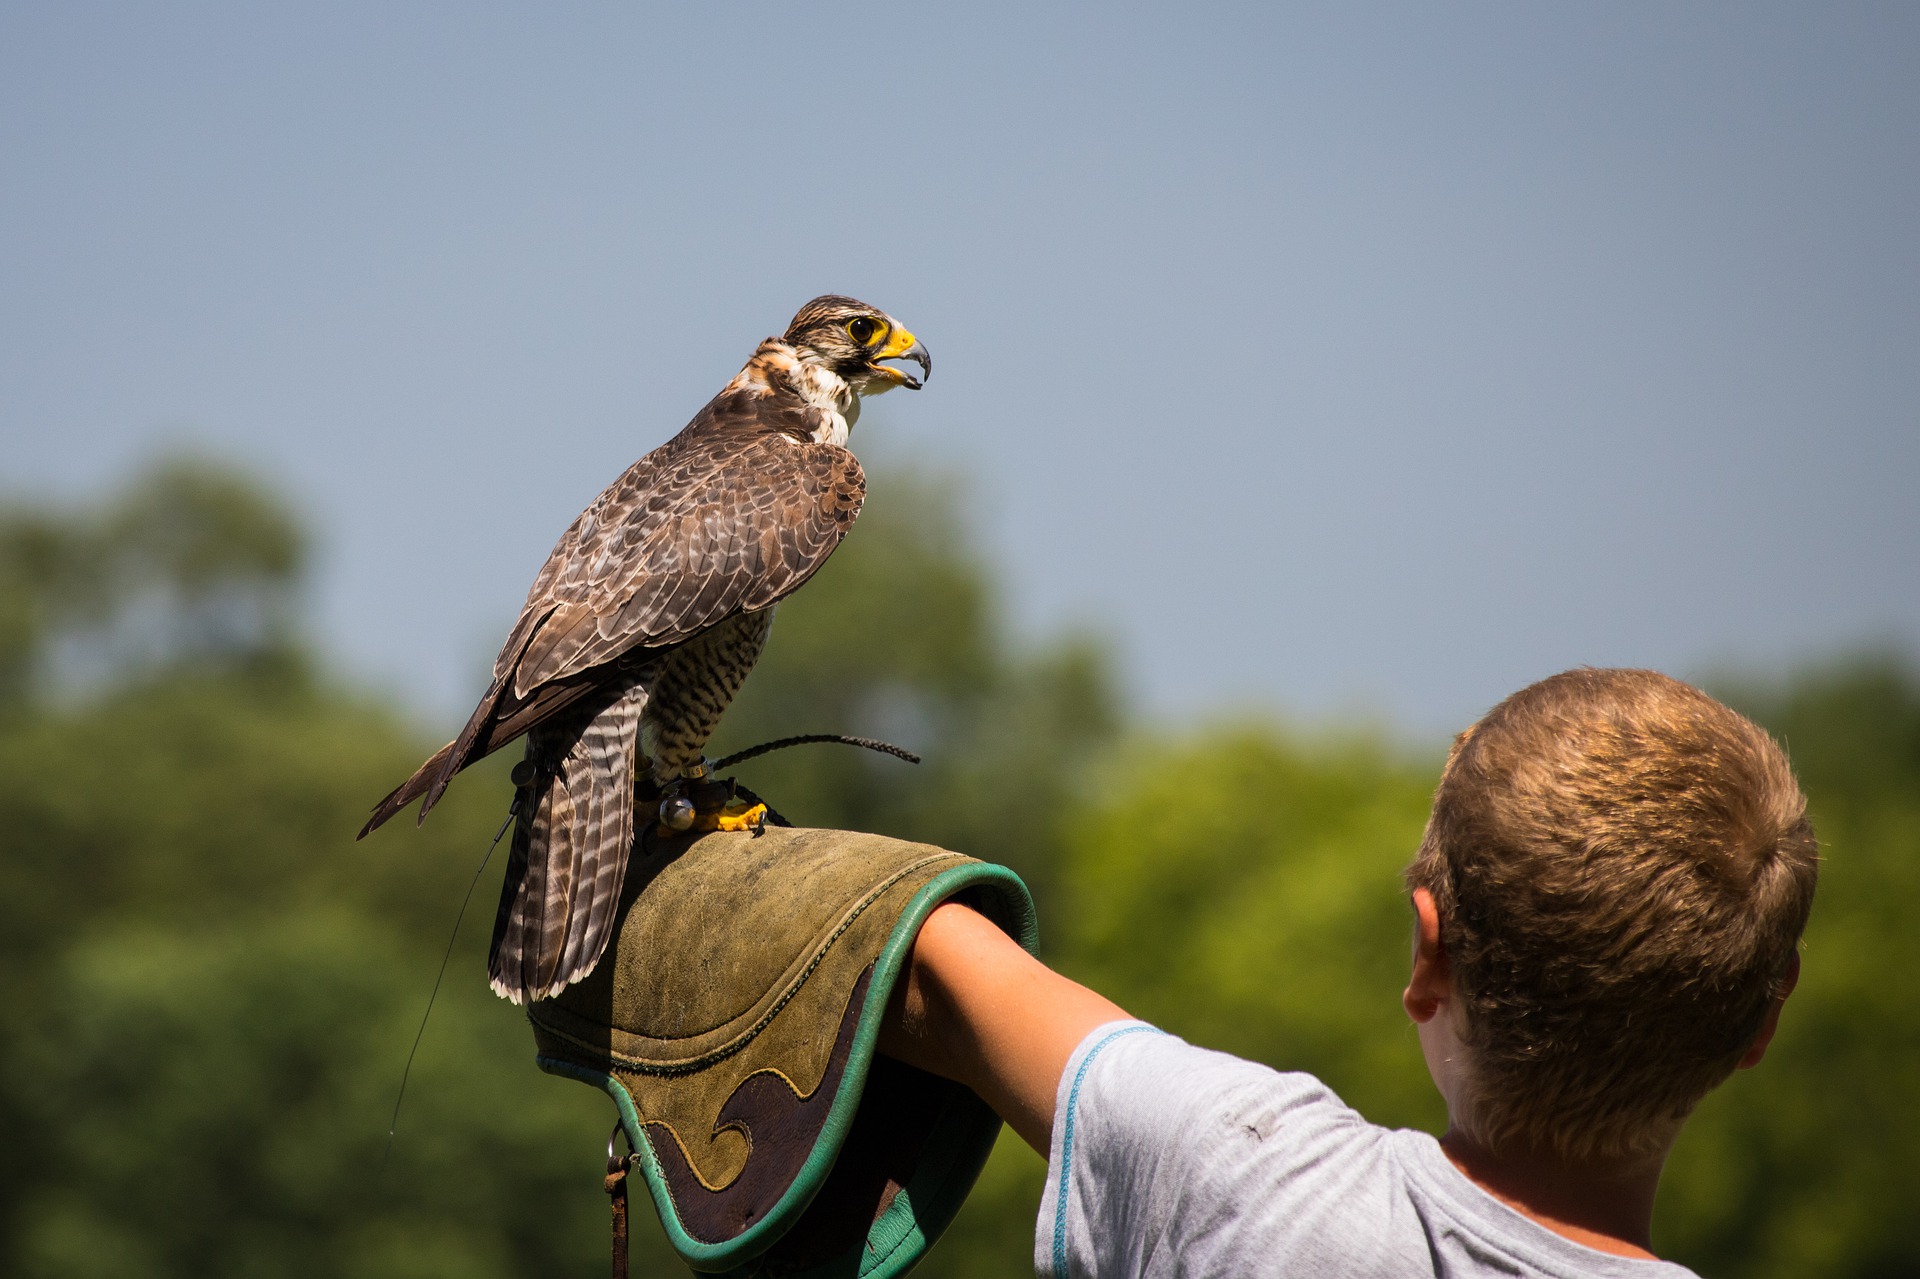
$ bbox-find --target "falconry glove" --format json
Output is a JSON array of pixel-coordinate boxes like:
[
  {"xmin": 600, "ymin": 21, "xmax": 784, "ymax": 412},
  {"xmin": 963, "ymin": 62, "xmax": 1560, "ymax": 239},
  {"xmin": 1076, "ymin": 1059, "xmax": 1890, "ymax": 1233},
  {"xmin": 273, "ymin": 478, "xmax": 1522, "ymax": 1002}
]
[{"xmin": 527, "ymin": 825, "xmax": 1036, "ymax": 1277}]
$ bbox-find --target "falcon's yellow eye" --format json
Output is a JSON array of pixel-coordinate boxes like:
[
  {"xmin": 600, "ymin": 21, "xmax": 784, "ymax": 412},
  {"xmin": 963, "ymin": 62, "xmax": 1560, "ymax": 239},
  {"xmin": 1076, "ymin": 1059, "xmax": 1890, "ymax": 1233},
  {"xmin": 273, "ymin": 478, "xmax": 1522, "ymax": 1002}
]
[{"xmin": 845, "ymin": 316, "xmax": 881, "ymax": 346}]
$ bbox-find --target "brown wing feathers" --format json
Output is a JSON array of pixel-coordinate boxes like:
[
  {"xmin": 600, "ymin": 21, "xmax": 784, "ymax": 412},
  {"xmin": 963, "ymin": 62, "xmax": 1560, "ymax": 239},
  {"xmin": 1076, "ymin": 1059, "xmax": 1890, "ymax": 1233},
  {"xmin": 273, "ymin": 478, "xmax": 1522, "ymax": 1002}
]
[
  {"xmin": 357, "ymin": 377, "xmax": 867, "ymax": 1004},
  {"xmin": 359, "ymin": 437, "xmax": 862, "ymax": 837}
]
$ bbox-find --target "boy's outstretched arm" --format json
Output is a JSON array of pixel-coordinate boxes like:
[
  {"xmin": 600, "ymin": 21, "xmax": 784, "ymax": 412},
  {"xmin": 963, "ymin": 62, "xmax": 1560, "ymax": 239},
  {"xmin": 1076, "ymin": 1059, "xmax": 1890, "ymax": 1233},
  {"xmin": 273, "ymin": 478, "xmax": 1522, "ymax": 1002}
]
[{"xmin": 879, "ymin": 901, "xmax": 1130, "ymax": 1154}]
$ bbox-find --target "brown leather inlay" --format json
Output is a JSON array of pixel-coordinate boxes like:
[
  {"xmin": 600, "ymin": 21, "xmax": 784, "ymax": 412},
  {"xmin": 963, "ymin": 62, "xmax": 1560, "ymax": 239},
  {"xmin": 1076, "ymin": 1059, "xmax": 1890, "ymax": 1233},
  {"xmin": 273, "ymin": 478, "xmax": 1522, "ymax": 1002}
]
[
  {"xmin": 757, "ymin": 1056, "xmax": 976, "ymax": 1273},
  {"xmin": 646, "ymin": 965, "xmax": 873, "ymax": 1244}
]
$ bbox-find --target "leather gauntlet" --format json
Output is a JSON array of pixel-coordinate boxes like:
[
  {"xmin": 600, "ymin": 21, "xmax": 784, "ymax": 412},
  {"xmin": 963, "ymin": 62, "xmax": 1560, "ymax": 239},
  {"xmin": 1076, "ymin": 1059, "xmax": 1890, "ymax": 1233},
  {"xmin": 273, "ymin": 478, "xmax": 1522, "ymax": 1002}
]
[{"xmin": 529, "ymin": 826, "xmax": 1037, "ymax": 1277}]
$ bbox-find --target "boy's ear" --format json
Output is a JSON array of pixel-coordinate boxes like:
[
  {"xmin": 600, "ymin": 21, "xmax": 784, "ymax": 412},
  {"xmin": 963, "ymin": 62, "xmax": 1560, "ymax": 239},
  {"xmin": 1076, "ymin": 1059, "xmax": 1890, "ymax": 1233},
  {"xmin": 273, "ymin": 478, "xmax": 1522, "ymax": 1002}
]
[
  {"xmin": 1736, "ymin": 949, "xmax": 1801, "ymax": 1071},
  {"xmin": 1402, "ymin": 888, "xmax": 1450, "ymax": 1024}
]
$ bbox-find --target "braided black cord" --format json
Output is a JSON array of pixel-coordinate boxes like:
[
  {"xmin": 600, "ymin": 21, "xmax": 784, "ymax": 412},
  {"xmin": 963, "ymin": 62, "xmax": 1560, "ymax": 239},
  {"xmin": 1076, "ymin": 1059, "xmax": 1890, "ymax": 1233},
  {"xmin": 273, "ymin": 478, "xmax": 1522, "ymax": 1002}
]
[
  {"xmin": 727, "ymin": 781, "xmax": 793, "ymax": 829},
  {"xmin": 710, "ymin": 734, "xmax": 921, "ymax": 771}
]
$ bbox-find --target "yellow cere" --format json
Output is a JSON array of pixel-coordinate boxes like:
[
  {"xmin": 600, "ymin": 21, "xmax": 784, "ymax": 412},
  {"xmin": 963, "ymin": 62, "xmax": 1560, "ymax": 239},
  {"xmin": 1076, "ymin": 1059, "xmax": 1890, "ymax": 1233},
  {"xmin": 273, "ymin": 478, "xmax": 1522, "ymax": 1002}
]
[{"xmin": 877, "ymin": 325, "xmax": 917, "ymax": 358}]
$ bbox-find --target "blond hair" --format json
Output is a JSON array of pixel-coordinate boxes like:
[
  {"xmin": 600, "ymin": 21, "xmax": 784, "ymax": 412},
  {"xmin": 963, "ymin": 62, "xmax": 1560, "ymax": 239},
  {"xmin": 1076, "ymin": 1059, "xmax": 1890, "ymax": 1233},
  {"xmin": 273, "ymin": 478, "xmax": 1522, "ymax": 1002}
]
[{"xmin": 1405, "ymin": 668, "xmax": 1818, "ymax": 1161}]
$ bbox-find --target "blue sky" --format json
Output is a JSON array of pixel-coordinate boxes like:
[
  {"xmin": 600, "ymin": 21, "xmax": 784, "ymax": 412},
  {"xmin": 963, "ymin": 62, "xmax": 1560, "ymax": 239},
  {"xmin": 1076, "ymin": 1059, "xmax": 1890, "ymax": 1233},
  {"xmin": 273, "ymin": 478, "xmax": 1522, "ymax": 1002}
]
[{"xmin": 4, "ymin": 3, "xmax": 1915, "ymax": 735}]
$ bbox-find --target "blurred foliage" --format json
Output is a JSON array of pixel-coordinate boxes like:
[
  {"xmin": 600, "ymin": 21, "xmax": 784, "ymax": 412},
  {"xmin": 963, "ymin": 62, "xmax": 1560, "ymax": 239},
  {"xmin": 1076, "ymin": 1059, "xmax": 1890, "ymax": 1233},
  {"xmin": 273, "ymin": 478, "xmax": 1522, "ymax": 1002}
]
[
  {"xmin": 1055, "ymin": 729, "xmax": 1446, "ymax": 1134},
  {"xmin": 1, "ymin": 457, "xmax": 1915, "ymax": 1278},
  {"xmin": 0, "ymin": 457, "xmax": 1116, "ymax": 1278},
  {"xmin": 0, "ymin": 460, "xmax": 614, "ymax": 1276},
  {"xmin": 1652, "ymin": 661, "xmax": 1920, "ymax": 1278},
  {"xmin": 0, "ymin": 456, "xmax": 304, "ymax": 701}
]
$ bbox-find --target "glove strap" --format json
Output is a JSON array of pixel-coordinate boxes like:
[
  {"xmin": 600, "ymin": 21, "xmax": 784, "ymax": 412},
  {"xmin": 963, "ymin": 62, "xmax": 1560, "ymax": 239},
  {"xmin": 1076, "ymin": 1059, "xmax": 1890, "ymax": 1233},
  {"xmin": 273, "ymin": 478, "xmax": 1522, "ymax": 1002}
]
[{"xmin": 606, "ymin": 1125, "xmax": 636, "ymax": 1279}]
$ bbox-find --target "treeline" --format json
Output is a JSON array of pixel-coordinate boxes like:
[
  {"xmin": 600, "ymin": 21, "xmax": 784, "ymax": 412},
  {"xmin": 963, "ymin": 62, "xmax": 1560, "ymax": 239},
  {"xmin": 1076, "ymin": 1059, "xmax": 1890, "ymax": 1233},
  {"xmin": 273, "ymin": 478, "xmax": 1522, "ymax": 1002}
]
[{"xmin": 0, "ymin": 459, "xmax": 1912, "ymax": 1278}]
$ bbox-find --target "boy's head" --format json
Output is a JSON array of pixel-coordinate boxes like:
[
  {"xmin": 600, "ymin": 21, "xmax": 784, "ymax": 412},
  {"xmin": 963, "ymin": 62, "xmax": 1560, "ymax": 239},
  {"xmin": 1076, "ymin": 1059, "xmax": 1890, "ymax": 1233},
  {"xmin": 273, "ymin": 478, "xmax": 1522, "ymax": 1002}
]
[{"xmin": 1403, "ymin": 668, "xmax": 1818, "ymax": 1163}]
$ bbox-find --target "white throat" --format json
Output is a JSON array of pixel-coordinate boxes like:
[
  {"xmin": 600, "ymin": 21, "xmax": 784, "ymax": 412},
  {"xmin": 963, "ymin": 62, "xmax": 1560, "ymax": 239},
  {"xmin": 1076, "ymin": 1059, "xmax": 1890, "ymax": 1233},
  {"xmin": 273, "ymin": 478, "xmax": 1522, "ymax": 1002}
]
[{"xmin": 796, "ymin": 358, "xmax": 858, "ymax": 447}]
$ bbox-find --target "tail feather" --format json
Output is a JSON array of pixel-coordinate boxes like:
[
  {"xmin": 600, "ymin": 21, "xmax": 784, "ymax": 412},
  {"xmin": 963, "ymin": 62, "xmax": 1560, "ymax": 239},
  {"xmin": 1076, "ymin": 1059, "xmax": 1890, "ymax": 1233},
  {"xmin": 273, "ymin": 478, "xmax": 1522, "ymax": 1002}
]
[
  {"xmin": 552, "ymin": 692, "xmax": 642, "ymax": 982},
  {"xmin": 487, "ymin": 679, "xmax": 648, "ymax": 1004},
  {"xmin": 418, "ymin": 603, "xmax": 559, "ymax": 823},
  {"xmin": 355, "ymin": 672, "xmax": 509, "ymax": 840},
  {"xmin": 358, "ymin": 739, "xmax": 459, "ymax": 839},
  {"xmin": 417, "ymin": 672, "xmax": 512, "ymax": 822},
  {"xmin": 357, "ymin": 666, "xmax": 605, "ymax": 841}
]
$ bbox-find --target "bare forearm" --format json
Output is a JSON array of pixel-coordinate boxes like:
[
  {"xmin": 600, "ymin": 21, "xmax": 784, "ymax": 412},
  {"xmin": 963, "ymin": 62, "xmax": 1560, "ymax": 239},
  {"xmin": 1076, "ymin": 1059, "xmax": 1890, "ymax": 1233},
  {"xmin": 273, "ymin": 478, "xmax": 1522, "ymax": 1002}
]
[{"xmin": 881, "ymin": 902, "xmax": 1130, "ymax": 1154}]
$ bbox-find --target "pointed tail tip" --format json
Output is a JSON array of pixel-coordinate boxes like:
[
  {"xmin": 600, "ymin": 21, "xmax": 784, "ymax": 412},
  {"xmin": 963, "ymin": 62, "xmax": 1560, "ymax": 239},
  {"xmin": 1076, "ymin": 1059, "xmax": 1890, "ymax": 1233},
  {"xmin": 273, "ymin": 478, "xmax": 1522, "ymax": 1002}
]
[
  {"xmin": 358, "ymin": 786, "xmax": 416, "ymax": 840},
  {"xmin": 413, "ymin": 786, "xmax": 449, "ymax": 828},
  {"xmin": 415, "ymin": 766, "xmax": 457, "ymax": 826},
  {"xmin": 358, "ymin": 800, "xmax": 398, "ymax": 841}
]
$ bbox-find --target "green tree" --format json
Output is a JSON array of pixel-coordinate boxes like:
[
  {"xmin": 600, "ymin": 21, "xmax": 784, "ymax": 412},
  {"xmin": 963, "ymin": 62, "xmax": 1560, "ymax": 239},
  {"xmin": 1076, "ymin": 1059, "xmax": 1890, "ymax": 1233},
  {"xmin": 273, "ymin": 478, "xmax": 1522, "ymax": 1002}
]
[
  {"xmin": 0, "ymin": 455, "xmax": 304, "ymax": 703},
  {"xmin": 5, "ymin": 456, "xmax": 1914, "ymax": 1278},
  {"xmin": 0, "ymin": 459, "xmax": 621, "ymax": 1276},
  {"xmin": 0, "ymin": 456, "xmax": 1119, "ymax": 1278}
]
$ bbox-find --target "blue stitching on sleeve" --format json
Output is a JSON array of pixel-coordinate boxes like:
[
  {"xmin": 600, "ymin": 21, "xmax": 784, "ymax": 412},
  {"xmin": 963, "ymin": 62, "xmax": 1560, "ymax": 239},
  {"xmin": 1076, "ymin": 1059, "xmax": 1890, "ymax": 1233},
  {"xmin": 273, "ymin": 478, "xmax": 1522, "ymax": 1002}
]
[{"xmin": 1051, "ymin": 1024, "xmax": 1165, "ymax": 1278}]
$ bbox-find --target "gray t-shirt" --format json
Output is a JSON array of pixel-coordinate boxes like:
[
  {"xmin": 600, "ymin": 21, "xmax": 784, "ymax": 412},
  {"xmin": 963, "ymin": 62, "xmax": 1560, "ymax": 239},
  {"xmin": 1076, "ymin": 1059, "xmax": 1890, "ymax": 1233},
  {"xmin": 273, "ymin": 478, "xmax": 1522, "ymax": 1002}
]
[{"xmin": 1037, "ymin": 1022, "xmax": 1700, "ymax": 1279}]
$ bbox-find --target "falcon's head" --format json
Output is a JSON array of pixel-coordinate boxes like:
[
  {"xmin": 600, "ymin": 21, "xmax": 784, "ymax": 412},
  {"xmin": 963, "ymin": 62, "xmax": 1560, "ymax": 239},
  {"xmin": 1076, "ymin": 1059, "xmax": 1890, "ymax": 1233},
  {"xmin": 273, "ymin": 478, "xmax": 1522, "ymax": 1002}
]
[{"xmin": 784, "ymin": 296, "xmax": 932, "ymax": 395}]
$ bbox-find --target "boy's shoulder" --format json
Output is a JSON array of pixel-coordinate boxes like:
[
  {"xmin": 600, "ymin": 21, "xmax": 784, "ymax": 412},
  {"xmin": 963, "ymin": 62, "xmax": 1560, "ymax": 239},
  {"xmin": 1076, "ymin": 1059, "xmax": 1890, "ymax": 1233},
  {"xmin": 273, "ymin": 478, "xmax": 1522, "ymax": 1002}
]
[{"xmin": 1038, "ymin": 1023, "xmax": 1701, "ymax": 1279}]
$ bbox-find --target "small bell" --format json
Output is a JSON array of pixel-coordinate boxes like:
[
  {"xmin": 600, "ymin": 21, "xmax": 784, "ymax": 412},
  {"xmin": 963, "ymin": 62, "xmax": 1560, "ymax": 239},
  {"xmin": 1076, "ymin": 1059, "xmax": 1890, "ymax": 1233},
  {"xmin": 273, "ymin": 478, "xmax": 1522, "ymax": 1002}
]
[{"xmin": 658, "ymin": 795, "xmax": 696, "ymax": 832}]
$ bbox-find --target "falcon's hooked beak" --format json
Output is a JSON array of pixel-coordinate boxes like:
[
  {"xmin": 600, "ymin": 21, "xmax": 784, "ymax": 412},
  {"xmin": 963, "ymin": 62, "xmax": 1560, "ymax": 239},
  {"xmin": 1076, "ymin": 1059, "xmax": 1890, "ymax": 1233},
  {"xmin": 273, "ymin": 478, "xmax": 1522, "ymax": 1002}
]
[{"xmin": 870, "ymin": 326, "xmax": 932, "ymax": 391}]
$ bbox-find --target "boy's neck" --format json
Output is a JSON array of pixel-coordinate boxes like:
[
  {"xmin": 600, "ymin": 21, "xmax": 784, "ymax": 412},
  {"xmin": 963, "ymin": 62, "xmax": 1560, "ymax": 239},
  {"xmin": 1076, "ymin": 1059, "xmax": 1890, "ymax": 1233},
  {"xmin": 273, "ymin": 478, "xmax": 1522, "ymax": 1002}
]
[{"xmin": 1438, "ymin": 1128, "xmax": 1668, "ymax": 1261}]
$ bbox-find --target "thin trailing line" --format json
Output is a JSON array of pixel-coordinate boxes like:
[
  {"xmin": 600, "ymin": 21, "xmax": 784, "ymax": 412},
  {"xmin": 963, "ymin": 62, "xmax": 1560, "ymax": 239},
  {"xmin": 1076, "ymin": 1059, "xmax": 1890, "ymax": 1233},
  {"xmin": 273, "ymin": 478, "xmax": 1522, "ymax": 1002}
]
[{"xmin": 384, "ymin": 796, "xmax": 519, "ymax": 1167}]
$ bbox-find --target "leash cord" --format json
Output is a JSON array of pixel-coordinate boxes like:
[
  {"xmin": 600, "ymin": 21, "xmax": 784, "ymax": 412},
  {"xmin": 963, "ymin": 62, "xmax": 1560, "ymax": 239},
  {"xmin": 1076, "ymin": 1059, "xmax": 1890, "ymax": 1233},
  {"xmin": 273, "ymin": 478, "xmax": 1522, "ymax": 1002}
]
[
  {"xmin": 383, "ymin": 795, "xmax": 520, "ymax": 1166},
  {"xmin": 711, "ymin": 734, "xmax": 920, "ymax": 770}
]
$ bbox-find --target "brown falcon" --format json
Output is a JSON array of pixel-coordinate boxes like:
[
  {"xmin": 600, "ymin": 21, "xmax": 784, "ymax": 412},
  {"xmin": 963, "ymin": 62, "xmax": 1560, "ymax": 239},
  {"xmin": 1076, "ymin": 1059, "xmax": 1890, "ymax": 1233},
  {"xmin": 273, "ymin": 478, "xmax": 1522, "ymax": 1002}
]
[{"xmin": 359, "ymin": 296, "xmax": 930, "ymax": 1004}]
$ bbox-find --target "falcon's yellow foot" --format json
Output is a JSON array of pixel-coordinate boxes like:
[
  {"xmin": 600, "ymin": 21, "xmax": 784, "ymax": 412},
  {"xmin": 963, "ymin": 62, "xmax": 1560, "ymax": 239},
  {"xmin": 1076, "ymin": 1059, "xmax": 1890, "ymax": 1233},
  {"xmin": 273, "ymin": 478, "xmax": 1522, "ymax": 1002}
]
[
  {"xmin": 652, "ymin": 775, "xmax": 768, "ymax": 837},
  {"xmin": 714, "ymin": 798, "xmax": 769, "ymax": 832}
]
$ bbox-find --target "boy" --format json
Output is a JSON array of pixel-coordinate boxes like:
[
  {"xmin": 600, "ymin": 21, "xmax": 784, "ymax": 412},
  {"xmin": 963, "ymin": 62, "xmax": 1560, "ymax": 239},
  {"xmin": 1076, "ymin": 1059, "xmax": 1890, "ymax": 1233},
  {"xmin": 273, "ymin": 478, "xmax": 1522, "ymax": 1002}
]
[{"xmin": 880, "ymin": 668, "xmax": 1818, "ymax": 1276}]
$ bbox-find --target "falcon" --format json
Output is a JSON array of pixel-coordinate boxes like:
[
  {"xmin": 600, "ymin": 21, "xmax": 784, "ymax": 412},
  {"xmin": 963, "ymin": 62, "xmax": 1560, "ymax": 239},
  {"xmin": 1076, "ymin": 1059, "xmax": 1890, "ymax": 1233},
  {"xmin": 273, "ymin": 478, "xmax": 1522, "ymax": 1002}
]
[{"xmin": 359, "ymin": 296, "xmax": 930, "ymax": 1004}]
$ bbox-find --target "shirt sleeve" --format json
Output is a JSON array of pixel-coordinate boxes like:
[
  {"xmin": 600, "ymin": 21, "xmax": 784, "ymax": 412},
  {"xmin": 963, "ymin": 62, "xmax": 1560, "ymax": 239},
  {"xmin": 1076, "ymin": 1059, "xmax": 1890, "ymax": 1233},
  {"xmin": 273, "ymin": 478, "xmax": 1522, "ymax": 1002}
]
[
  {"xmin": 1035, "ymin": 1024, "xmax": 1708, "ymax": 1279},
  {"xmin": 1035, "ymin": 1021, "xmax": 1388, "ymax": 1279}
]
